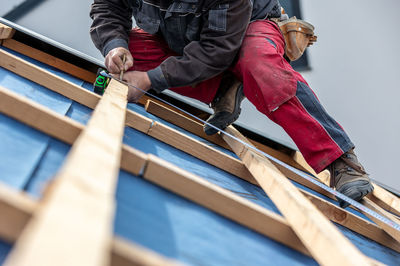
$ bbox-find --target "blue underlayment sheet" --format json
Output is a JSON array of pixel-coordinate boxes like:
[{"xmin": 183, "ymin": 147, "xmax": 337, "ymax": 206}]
[
  {"xmin": 0, "ymin": 241, "xmax": 11, "ymax": 265},
  {"xmin": 115, "ymin": 170, "xmax": 316, "ymax": 266},
  {"xmin": 0, "ymin": 47, "xmax": 399, "ymax": 265}
]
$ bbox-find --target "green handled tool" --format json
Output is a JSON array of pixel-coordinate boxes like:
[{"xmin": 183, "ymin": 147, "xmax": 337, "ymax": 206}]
[
  {"xmin": 93, "ymin": 68, "xmax": 110, "ymax": 95},
  {"xmin": 93, "ymin": 54, "xmax": 126, "ymax": 95}
]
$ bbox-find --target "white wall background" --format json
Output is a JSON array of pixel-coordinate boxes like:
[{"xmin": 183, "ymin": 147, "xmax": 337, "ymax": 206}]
[
  {"xmin": 301, "ymin": 0, "xmax": 400, "ymax": 191},
  {"xmin": 238, "ymin": 0, "xmax": 400, "ymax": 191}
]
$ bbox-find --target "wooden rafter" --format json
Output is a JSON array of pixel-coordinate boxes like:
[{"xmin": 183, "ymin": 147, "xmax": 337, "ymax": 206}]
[
  {"xmin": 4, "ymin": 79, "xmax": 128, "ymax": 266},
  {"xmin": 0, "ymin": 85, "xmax": 399, "ymax": 253},
  {"xmin": 221, "ymin": 126, "xmax": 375, "ymax": 265}
]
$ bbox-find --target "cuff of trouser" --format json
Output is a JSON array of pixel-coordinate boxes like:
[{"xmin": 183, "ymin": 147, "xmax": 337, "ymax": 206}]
[
  {"xmin": 102, "ymin": 39, "xmax": 129, "ymax": 57},
  {"xmin": 147, "ymin": 66, "xmax": 170, "ymax": 93}
]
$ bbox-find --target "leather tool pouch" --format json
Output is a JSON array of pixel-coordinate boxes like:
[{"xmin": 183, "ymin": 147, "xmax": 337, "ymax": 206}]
[{"xmin": 275, "ymin": 16, "xmax": 317, "ymax": 62}]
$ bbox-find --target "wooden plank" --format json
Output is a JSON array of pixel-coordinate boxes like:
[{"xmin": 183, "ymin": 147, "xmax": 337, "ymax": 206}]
[
  {"xmin": 2, "ymin": 39, "xmax": 97, "ymax": 83},
  {"xmin": 112, "ymin": 237, "xmax": 181, "ymax": 266},
  {"xmin": 143, "ymin": 154, "xmax": 309, "ymax": 255},
  {"xmin": 5, "ymin": 79, "xmax": 128, "ymax": 266},
  {"xmin": 361, "ymin": 198, "xmax": 400, "ymax": 243},
  {"xmin": 1, "ymin": 86, "xmax": 399, "ymax": 253},
  {"xmin": 145, "ymin": 100, "xmax": 232, "ymax": 150},
  {"xmin": 0, "ymin": 85, "xmax": 147, "ymax": 177},
  {"xmin": 0, "ymin": 184, "xmax": 37, "ymax": 243},
  {"xmin": 0, "ymin": 23, "xmax": 15, "ymax": 40},
  {"xmin": 144, "ymin": 100, "xmax": 336, "ymax": 199},
  {"xmin": 292, "ymin": 150, "xmax": 332, "ymax": 182},
  {"xmin": 368, "ymin": 185, "xmax": 400, "ymax": 217},
  {"xmin": 145, "ymin": 99, "xmax": 308, "ymax": 170},
  {"xmin": 127, "ymin": 109, "xmax": 255, "ymax": 181},
  {"xmin": 301, "ymin": 189, "xmax": 400, "ymax": 252},
  {"xmin": 0, "ymin": 183, "xmax": 179, "ymax": 266},
  {"xmin": 0, "ymin": 49, "xmax": 100, "ymax": 109},
  {"xmin": 222, "ymin": 126, "xmax": 373, "ymax": 266},
  {"xmin": 139, "ymin": 94, "xmax": 203, "ymax": 120},
  {"xmin": 0, "ymin": 85, "xmax": 83, "ymax": 143}
]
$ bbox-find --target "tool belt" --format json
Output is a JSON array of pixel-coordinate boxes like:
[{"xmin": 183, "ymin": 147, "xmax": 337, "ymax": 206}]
[{"xmin": 272, "ymin": 16, "xmax": 317, "ymax": 62}]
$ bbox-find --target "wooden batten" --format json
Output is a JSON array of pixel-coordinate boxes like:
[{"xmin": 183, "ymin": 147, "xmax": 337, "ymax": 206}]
[
  {"xmin": 0, "ymin": 184, "xmax": 180, "ymax": 266},
  {"xmin": 143, "ymin": 100, "xmax": 338, "ymax": 199},
  {"xmin": 144, "ymin": 100, "xmax": 232, "ymax": 150},
  {"xmin": 0, "ymin": 85, "xmax": 83, "ymax": 144},
  {"xmin": 2, "ymin": 39, "xmax": 97, "ymax": 83},
  {"xmin": 1, "ymin": 84, "xmax": 399, "ymax": 253},
  {"xmin": 144, "ymin": 154, "xmax": 310, "ymax": 255},
  {"xmin": 222, "ymin": 126, "xmax": 374, "ymax": 266},
  {"xmin": 4, "ymin": 79, "xmax": 128, "ymax": 266},
  {"xmin": 361, "ymin": 198, "xmax": 400, "ymax": 243},
  {"xmin": 145, "ymin": 100, "xmax": 308, "ymax": 170},
  {"xmin": 112, "ymin": 237, "xmax": 181, "ymax": 266},
  {"xmin": 125, "ymin": 109, "xmax": 256, "ymax": 182},
  {"xmin": 0, "ymin": 49, "xmax": 100, "ymax": 109},
  {"xmin": 0, "ymin": 85, "xmax": 147, "ymax": 177},
  {"xmin": 368, "ymin": 185, "xmax": 400, "ymax": 217},
  {"xmin": 0, "ymin": 23, "xmax": 15, "ymax": 40},
  {"xmin": 0, "ymin": 184, "xmax": 37, "ymax": 243}
]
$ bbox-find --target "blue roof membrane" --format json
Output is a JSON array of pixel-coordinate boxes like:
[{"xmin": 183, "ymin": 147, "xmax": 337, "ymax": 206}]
[
  {"xmin": 115, "ymin": 170, "xmax": 317, "ymax": 266},
  {"xmin": 0, "ymin": 241, "xmax": 11, "ymax": 265},
  {"xmin": 0, "ymin": 45, "xmax": 399, "ymax": 264}
]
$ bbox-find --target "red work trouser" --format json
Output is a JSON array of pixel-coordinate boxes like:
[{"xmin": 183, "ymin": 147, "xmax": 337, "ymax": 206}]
[{"xmin": 128, "ymin": 20, "xmax": 354, "ymax": 173}]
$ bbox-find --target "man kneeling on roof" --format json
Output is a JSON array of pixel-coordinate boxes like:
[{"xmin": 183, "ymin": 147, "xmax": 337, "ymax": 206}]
[{"xmin": 90, "ymin": 0, "xmax": 373, "ymax": 207}]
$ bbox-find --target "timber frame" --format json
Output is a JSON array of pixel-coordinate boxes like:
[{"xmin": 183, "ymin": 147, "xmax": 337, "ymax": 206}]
[{"xmin": 0, "ymin": 24, "xmax": 400, "ymax": 265}]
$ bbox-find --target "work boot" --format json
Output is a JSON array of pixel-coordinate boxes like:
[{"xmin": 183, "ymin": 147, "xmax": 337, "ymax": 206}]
[
  {"xmin": 203, "ymin": 74, "xmax": 245, "ymax": 135},
  {"xmin": 328, "ymin": 149, "xmax": 374, "ymax": 208}
]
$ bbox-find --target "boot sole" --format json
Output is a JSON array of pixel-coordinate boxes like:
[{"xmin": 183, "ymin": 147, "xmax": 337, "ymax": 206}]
[
  {"xmin": 337, "ymin": 180, "xmax": 374, "ymax": 208},
  {"xmin": 204, "ymin": 85, "xmax": 244, "ymax": 135}
]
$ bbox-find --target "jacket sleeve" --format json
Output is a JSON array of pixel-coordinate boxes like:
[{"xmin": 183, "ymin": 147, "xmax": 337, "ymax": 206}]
[
  {"xmin": 90, "ymin": 0, "xmax": 133, "ymax": 57},
  {"xmin": 147, "ymin": 0, "xmax": 252, "ymax": 92}
]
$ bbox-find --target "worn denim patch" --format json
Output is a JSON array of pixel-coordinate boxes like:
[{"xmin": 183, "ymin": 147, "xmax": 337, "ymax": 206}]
[{"xmin": 208, "ymin": 4, "xmax": 228, "ymax": 32}]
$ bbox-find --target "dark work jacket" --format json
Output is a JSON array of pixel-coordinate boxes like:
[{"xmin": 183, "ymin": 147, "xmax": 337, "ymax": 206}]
[{"xmin": 90, "ymin": 0, "xmax": 281, "ymax": 92}]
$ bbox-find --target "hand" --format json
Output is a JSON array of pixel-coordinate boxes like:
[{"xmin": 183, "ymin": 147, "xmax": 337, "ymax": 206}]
[
  {"xmin": 105, "ymin": 47, "xmax": 134, "ymax": 74},
  {"xmin": 121, "ymin": 71, "xmax": 151, "ymax": 103}
]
